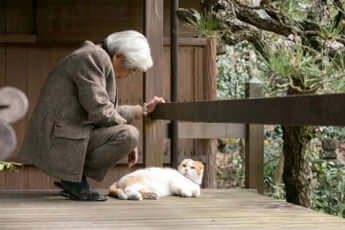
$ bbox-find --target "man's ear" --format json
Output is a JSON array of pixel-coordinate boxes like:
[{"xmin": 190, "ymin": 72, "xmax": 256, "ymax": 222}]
[{"xmin": 112, "ymin": 53, "xmax": 124, "ymax": 62}]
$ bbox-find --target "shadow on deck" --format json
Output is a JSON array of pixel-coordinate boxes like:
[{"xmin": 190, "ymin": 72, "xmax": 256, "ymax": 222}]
[{"xmin": 0, "ymin": 189, "xmax": 344, "ymax": 230}]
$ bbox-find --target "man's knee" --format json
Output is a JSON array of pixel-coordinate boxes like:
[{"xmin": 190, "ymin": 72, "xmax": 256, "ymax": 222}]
[{"xmin": 120, "ymin": 125, "xmax": 139, "ymax": 149}]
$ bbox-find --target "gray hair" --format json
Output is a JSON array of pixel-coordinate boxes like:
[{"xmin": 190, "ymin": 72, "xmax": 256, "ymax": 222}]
[{"xmin": 103, "ymin": 30, "xmax": 153, "ymax": 72}]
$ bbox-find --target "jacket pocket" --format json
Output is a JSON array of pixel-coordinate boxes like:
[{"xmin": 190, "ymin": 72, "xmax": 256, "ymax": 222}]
[{"xmin": 53, "ymin": 120, "xmax": 89, "ymax": 140}]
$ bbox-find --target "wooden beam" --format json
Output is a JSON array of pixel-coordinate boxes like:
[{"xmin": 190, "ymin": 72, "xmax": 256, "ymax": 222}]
[
  {"xmin": 178, "ymin": 122, "xmax": 246, "ymax": 139},
  {"xmin": 163, "ymin": 37, "xmax": 207, "ymax": 46},
  {"xmin": 151, "ymin": 93, "xmax": 345, "ymax": 126},
  {"xmin": 144, "ymin": 0, "xmax": 164, "ymax": 167}
]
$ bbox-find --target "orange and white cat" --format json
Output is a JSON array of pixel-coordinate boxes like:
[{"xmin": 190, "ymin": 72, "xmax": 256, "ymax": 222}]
[{"xmin": 109, "ymin": 159, "xmax": 204, "ymax": 200}]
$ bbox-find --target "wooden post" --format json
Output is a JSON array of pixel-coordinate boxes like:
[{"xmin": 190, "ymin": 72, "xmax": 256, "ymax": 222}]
[
  {"xmin": 201, "ymin": 37, "xmax": 217, "ymax": 188},
  {"xmin": 143, "ymin": 0, "xmax": 164, "ymax": 167},
  {"xmin": 170, "ymin": 0, "xmax": 179, "ymax": 169},
  {"xmin": 245, "ymin": 80, "xmax": 264, "ymax": 194}
]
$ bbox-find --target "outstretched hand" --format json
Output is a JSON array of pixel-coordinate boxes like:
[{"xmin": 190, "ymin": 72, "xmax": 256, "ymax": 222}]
[
  {"xmin": 145, "ymin": 96, "xmax": 166, "ymax": 113},
  {"xmin": 128, "ymin": 147, "xmax": 138, "ymax": 168}
]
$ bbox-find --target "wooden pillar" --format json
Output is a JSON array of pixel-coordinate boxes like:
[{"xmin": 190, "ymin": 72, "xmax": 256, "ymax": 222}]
[
  {"xmin": 245, "ymin": 80, "xmax": 264, "ymax": 194},
  {"xmin": 170, "ymin": 0, "xmax": 179, "ymax": 169},
  {"xmin": 143, "ymin": 0, "xmax": 164, "ymax": 167},
  {"xmin": 201, "ymin": 38, "xmax": 217, "ymax": 188}
]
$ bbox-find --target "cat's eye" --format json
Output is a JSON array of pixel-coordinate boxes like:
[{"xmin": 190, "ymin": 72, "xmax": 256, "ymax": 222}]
[
  {"xmin": 182, "ymin": 164, "xmax": 186, "ymax": 167},
  {"xmin": 191, "ymin": 166, "xmax": 195, "ymax": 169}
]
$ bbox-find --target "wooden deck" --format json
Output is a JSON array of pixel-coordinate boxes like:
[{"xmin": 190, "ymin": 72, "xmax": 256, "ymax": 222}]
[{"xmin": 0, "ymin": 189, "xmax": 344, "ymax": 230}]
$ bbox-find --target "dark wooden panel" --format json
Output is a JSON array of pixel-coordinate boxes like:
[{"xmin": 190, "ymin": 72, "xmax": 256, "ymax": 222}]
[
  {"xmin": 144, "ymin": 0, "xmax": 165, "ymax": 167},
  {"xmin": 0, "ymin": 0, "xmax": 6, "ymax": 33},
  {"xmin": 37, "ymin": 0, "xmax": 143, "ymax": 43},
  {"xmin": 27, "ymin": 47, "xmax": 50, "ymax": 117},
  {"xmin": 5, "ymin": 0, "xmax": 33, "ymax": 34},
  {"xmin": 6, "ymin": 46, "xmax": 28, "ymax": 160},
  {"xmin": 0, "ymin": 34, "xmax": 37, "ymax": 44},
  {"xmin": 117, "ymin": 72, "xmax": 144, "ymax": 164},
  {"xmin": 0, "ymin": 47, "xmax": 4, "ymax": 87},
  {"xmin": 152, "ymin": 93, "xmax": 345, "ymax": 126}
]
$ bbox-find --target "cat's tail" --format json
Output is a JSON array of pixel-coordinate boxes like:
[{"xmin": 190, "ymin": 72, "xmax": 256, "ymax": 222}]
[{"xmin": 108, "ymin": 182, "xmax": 128, "ymax": 200}]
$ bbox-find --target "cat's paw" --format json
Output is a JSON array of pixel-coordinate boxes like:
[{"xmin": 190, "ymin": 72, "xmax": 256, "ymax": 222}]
[
  {"xmin": 180, "ymin": 191, "xmax": 193, "ymax": 198},
  {"xmin": 192, "ymin": 189, "xmax": 200, "ymax": 197},
  {"xmin": 127, "ymin": 192, "xmax": 143, "ymax": 200}
]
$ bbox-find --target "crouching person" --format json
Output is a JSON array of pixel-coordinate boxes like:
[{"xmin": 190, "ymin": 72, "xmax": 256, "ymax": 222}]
[{"xmin": 18, "ymin": 30, "xmax": 165, "ymax": 201}]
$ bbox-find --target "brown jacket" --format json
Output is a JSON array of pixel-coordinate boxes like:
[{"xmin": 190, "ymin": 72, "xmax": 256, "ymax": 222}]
[{"xmin": 19, "ymin": 41, "xmax": 140, "ymax": 182}]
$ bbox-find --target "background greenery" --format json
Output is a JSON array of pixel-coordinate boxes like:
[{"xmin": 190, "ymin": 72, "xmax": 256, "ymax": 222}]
[{"xmin": 216, "ymin": 42, "xmax": 345, "ymax": 218}]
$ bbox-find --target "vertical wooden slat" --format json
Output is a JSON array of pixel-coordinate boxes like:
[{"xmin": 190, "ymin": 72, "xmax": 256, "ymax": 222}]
[
  {"xmin": 201, "ymin": 38, "xmax": 217, "ymax": 188},
  {"xmin": 144, "ymin": 0, "xmax": 164, "ymax": 167},
  {"xmin": 0, "ymin": 47, "xmax": 5, "ymax": 87},
  {"xmin": 245, "ymin": 81, "xmax": 264, "ymax": 194},
  {"xmin": 0, "ymin": 0, "xmax": 6, "ymax": 33},
  {"xmin": 6, "ymin": 46, "xmax": 28, "ymax": 161}
]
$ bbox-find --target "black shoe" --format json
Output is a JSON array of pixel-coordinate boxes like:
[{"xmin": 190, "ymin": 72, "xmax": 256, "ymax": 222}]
[{"xmin": 54, "ymin": 180, "xmax": 107, "ymax": 201}]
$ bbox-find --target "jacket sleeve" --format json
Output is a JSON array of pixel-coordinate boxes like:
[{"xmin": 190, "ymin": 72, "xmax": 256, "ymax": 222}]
[
  {"xmin": 117, "ymin": 105, "xmax": 142, "ymax": 124},
  {"xmin": 72, "ymin": 50, "xmax": 127, "ymax": 127}
]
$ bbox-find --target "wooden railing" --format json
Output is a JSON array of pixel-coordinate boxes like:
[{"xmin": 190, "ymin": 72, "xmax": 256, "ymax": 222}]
[{"xmin": 151, "ymin": 83, "xmax": 345, "ymax": 193}]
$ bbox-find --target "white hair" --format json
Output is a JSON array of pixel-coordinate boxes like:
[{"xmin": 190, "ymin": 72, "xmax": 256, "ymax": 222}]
[{"xmin": 103, "ymin": 30, "xmax": 153, "ymax": 72}]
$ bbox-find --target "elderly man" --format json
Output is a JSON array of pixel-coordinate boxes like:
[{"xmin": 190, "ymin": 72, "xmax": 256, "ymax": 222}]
[{"xmin": 19, "ymin": 30, "xmax": 165, "ymax": 201}]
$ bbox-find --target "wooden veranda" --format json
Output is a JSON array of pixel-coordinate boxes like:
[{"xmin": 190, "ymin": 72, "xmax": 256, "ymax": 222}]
[
  {"xmin": 1, "ymin": 1, "xmax": 345, "ymax": 229},
  {"xmin": 1, "ymin": 189, "xmax": 345, "ymax": 230}
]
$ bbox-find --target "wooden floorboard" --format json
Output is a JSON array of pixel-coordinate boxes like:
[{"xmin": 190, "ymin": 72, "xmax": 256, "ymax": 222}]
[{"xmin": 0, "ymin": 189, "xmax": 344, "ymax": 230}]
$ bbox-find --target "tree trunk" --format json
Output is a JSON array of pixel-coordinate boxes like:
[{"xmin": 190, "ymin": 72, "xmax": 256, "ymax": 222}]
[{"xmin": 282, "ymin": 125, "xmax": 314, "ymax": 208}]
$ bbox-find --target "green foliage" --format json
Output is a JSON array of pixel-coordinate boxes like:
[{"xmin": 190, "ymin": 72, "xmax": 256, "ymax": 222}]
[
  {"xmin": 217, "ymin": 139, "xmax": 245, "ymax": 188},
  {"xmin": 258, "ymin": 39, "xmax": 345, "ymax": 95},
  {"xmin": 311, "ymin": 146, "xmax": 345, "ymax": 218},
  {"xmin": 217, "ymin": 43, "xmax": 251, "ymax": 99},
  {"xmin": 263, "ymin": 126, "xmax": 285, "ymax": 199},
  {"xmin": 0, "ymin": 161, "xmax": 22, "ymax": 172},
  {"xmin": 176, "ymin": 8, "xmax": 222, "ymax": 39}
]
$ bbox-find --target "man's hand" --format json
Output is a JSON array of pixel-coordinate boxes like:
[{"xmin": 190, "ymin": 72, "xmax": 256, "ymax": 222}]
[
  {"xmin": 145, "ymin": 96, "xmax": 166, "ymax": 113},
  {"xmin": 128, "ymin": 147, "xmax": 138, "ymax": 168}
]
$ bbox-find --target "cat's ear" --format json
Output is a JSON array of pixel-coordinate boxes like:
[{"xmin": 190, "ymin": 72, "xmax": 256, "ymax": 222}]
[{"xmin": 193, "ymin": 161, "xmax": 204, "ymax": 169}]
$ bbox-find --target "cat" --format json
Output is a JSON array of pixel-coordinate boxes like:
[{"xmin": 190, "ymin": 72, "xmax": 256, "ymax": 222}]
[{"xmin": 108, "ymin": 159, "xmax": 204, "ymax": 200}]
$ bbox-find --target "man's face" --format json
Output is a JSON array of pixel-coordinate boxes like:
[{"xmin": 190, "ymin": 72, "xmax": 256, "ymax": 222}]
[{"xmin": 112, "ymin": 54, "xmax": 137, "ymax": 79}]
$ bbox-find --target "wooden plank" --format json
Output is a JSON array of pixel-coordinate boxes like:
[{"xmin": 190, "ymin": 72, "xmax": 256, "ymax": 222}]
[
  {"xmin": 0, "ymin": 0, "xmax": 6, "ymax": 33},
  {"xmin": 245, "ymin": 82, "xmax": 264, "ymax": 194},
  {"xmin": 5, "ymin": 0, "xmax": 33, "ymax": 34},
  {"xmin": 37, "ymin": 0, "xmax": 143, "ymax": 43},
  {"xmin": 0, "ymin": 34, "xmax": 37, "ymax": 44},
  {"xmin": 0, "ymin": 47, "xmax": 5, "ymax": 87},
  {"xmin": 0, "ymin": 189, "xmax": 345, "ymax": 230},
  {"xmin": 178, "ymin": 122, "xmax": 246, "ymax": 139},
  {"xmin": 151, "ymin": 93, "xmax": 345, "ymax": 126},
  {"xmin": 163, "ymin": 37, "xmax": 207, "ymax": 46},
  {"xmin": 143, "ymin": 0, "xmax": 164, "ymax": 167},
  {"xmin": 27, "ymin": 47, "xmax": 50, "ymax": 118},
  {"xmin": 5, "ymin": 46, "xmax": 28, "ymax": 161}
]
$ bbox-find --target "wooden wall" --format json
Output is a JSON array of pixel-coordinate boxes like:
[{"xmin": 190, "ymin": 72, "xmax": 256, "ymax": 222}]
[{"xmin": 0, "ymin": 0, "xmax": 208, "ymax": 189}]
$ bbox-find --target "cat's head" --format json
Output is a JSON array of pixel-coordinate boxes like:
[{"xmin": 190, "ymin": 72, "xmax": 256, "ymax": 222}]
[{"xmin": 178, "ymin": 159, "xmax": 204, "ymax": 185}]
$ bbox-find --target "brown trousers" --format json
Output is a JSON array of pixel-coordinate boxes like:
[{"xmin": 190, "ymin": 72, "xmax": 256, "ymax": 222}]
[{"xmin": 83, "ymin": 124, "xmax": 139, "ymax": 182}]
